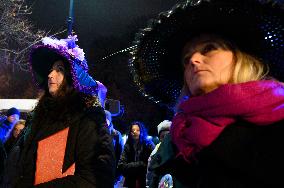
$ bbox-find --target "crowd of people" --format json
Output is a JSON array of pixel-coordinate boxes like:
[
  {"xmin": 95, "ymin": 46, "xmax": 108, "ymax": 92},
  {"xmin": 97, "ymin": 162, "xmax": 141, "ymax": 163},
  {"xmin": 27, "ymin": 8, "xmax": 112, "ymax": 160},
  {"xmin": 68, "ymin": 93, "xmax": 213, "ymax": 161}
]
[
  {"xmin": 0, "ymin": 108, "xmax": 24, "ymax": 178},
  {"xmin": 1, "ymin": 0, "xmax": 284, "ymax": 187},
  {"xmin": 0, "ymin": 108, "xmax": 168, "ymax": 188},
  {"xmin": 0, "ymin": 34, "xmax": 161, "ymax": 188},
  {"xmin": 0, "ymin": 107, "xmax": 167, "ymax": 188},
  {"xmin": 0, "ymin": 105, "xmax": 169, "ymax": 188}
]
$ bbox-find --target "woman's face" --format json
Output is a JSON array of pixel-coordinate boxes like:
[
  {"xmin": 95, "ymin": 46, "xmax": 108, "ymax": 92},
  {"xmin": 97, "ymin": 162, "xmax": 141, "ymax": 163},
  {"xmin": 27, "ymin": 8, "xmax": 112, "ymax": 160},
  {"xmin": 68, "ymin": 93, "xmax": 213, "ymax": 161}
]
[
  {"xmin": 13, "ymin": 124, "xmax": 25, "ymax": 138},
  {"xmin": 131, "ymin": 124, "xmax": 140, "ymax": 140},
  {"xmin": 48, "ymin": 60, "xmax": 65, "ymax": 96},
  {"xmin": 183, "ymin": 42, "xmax": 234, "ymax": 96}
]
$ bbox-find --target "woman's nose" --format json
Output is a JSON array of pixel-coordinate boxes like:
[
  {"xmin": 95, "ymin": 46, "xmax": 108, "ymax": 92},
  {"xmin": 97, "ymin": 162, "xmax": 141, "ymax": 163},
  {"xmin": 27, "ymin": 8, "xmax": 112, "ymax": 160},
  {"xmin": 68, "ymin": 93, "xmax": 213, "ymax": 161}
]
[
  {"xmin": 48, "ymin": 70, "xmax": 55, "ymax": 79},
  {"xmin": 189, "ymin": 52, "xmax": 203, "ymax": 65}
]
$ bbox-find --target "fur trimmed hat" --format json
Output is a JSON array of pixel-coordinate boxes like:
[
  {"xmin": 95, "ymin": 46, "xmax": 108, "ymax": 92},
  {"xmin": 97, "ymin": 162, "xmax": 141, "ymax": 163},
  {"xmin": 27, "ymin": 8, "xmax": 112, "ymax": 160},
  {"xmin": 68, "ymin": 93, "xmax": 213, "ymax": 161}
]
[
  {"xmin": 30, "ymin": 35, "xmax": 98, "ymax": 95},
  {"xmin": 157, "ymin": 120, "xmax": 172, "ymax": 135}
]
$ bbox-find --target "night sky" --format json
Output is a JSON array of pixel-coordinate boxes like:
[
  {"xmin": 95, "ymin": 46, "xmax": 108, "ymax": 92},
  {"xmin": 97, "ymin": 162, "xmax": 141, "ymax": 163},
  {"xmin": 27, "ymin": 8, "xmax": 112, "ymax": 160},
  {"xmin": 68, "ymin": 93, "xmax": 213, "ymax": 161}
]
[
  {"xmin": 24, "ymin": 0, "xmax": 180, "ymax": 134},
  {"xmin": 27, "ymin": 0, "xmax": 179, "ymax": 59}
]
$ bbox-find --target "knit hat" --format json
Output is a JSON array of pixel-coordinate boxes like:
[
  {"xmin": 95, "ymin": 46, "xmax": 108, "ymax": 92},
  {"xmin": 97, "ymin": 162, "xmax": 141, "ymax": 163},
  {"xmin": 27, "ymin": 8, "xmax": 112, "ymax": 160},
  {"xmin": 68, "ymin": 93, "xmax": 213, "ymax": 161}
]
[
  {"xmin": 129, "ymin": 0, "xmax": 284, "ymax": 109},
  {"xmin": 30, "ymin": 35, "xmax": 98, "ymax": 95},
  {"xmin": 6, "ymin": 107, "xmax": 20, "ymax": 117},
  {"xmin": 157, "ymin": 120, "xmax": 172, "ymax": 135}
]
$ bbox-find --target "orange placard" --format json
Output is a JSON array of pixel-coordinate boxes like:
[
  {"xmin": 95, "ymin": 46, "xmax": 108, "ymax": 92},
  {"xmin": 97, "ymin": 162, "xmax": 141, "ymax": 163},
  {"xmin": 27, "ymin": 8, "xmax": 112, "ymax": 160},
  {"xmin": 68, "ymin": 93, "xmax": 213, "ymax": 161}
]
[{"xmin": 34, "ymin": 127, "xmax": 75, "ymax": 185}]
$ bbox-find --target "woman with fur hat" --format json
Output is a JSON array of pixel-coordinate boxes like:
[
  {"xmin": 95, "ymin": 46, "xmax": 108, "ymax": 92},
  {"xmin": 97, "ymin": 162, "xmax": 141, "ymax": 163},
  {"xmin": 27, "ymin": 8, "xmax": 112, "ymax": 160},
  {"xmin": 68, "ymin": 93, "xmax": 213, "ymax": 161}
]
[
  {"xmin": 0, "ymin": 36, "xmax": 115, "ymax": 188},
  {"xmin": 130, "ymin": 0, "xmax": 284, "ymax": 187},
  {"xmin": 146, "ymin": 120, "xmax": 171, "ymax": 187}
]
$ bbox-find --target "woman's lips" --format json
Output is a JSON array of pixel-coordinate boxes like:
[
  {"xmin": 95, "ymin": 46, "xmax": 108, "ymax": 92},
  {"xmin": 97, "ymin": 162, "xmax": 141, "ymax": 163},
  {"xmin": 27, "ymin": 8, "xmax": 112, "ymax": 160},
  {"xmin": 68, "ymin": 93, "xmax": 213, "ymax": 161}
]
[{"xmin": 194, "ymin": 69, "xmax": 207, "ymax": 74}]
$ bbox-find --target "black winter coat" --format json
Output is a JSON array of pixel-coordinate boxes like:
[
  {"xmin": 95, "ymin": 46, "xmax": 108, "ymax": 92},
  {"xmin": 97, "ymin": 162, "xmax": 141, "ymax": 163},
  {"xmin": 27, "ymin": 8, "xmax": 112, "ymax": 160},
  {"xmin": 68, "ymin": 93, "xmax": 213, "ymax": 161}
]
[
  {"xmin": 0, "ymin": 94, "xmax": 115, "ymax": 188},
  {"xmin": 149, "ymin": 120, "xmax": 284, "ymax": 188},
  {"xmin": 118, "ymin": 140, "xmax": 154, "ymax": 188}
]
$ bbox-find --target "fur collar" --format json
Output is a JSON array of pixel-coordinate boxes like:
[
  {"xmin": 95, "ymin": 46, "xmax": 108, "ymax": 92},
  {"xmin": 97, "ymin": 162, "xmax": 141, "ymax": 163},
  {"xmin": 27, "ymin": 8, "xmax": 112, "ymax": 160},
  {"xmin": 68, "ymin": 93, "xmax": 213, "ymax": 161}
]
[{"xmin": 26, "ymin": 91, "xmax": 101, "ymax": 142}]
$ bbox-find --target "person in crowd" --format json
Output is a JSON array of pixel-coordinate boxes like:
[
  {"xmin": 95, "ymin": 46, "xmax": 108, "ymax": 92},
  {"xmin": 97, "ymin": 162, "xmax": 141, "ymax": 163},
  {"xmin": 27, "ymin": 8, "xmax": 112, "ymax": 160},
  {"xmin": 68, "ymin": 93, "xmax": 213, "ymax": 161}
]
[
  {"xmin": 146, "ymin": 120, "xmax": 171, "ymax": 186},
  {"xmin": 104, "ymin": 110, "xmax": 124, "ymax": 184},
  {"xmin": 11, "ymin": 120, "xmax": 26, "ymax": 139},
  {"xmin": 156, "ymin": 120, "xmax": 171, "ymax": 143},
  {"xmin": 130, "ymin": 0, "xmax": 284, "ymax": 187},
  {"xmin": 4, "ymin": 119, "xmax": 26, "ymax": 154},
  {"xmin": 118, "ymin": 121, "xmax": 155, "ymax": 188},
  {"xmin": 1, "ymin": 35, "xmax": 115, "ymax": 188},
  {"xmin": 0, "ymin": 107, "xmax": 20, "ymax": 144}
]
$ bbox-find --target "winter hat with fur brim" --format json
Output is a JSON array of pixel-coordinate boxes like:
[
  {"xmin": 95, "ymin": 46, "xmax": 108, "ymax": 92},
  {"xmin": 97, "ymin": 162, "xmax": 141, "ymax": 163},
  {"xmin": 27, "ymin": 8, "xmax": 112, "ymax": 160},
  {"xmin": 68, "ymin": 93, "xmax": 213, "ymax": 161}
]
[
  {"xmin": 157, "ymin": 120, "xmax": 172, "ymax": 135},
  {"xmin": 129, "ymin": 0, "xmax": 284, "ymax": 109},
  {"xmin": 30, "ymin": 35, "xmax": 98, "ymax": 95}
]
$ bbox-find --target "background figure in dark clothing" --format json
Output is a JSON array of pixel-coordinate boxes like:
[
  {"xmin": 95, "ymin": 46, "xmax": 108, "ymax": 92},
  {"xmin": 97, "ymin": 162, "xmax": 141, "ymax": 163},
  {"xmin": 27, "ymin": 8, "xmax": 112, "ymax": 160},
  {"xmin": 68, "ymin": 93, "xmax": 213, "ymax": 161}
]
[
  {"xmin": 0, "ymin": 36, "xmax": 115, "ymax": 188},
  {"xmin": 4, "ymin": 119, "xmax": 26, "ymax": 154},
  {"xmin": 0, "ymin": 118, "xmax": 24, "ymax": 183},
  {"xmin": 0, "ymin": 108, "xmax": 20, "ymax": 177},
  {"xmin": 104, "ymin": 110, "xmax": 124, "ymax": 184},
  {"xmin": 118, "ymin": 121, "xmax": 155, "ymax": 188},
  {"xmin": 146, "ymin": 120, "xmax": 171, "ymax": 187},
  {"xmin": 0, "ymin": 107, "xmax": 20, "ymax": 144}
]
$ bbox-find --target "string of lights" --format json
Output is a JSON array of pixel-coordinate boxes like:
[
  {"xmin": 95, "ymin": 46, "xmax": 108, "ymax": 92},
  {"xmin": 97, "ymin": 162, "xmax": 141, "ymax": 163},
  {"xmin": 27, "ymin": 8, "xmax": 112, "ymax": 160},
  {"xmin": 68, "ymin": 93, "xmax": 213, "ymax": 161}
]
[{"xmin": 100, "ymin": 45, "xmax": 137, "ymax": 62}]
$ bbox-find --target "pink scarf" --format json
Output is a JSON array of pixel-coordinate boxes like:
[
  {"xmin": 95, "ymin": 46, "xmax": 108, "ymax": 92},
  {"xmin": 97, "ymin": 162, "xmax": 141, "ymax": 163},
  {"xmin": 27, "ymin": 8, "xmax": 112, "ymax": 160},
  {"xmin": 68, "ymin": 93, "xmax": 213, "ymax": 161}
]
[{"xmin": 171, "ymin": 80, "xmax": 284, "ymax": 163}]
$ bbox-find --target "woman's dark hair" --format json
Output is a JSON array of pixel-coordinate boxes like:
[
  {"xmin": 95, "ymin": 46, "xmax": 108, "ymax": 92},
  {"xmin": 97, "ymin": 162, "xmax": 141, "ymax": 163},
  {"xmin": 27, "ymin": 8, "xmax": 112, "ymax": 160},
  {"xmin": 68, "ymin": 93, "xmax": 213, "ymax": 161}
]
[
  {"xmin": 30, "ymin": 57, "xmax": 100, "ymax": 139},
  {"xmin": 127, "ymin": 121, "xmax": 148, "ymax": 145}
]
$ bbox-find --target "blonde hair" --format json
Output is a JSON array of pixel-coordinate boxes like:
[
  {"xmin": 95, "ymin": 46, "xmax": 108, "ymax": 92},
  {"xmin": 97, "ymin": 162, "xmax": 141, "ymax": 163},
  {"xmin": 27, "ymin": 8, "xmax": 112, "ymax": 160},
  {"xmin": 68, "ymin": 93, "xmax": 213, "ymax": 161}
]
[
  {"xmin": 232, "ymin": 50, "xmax": 268, "ymax": 83},
  {"xmin": 15, "ymin": 119, "xmax": 26, "ymax": 127}
]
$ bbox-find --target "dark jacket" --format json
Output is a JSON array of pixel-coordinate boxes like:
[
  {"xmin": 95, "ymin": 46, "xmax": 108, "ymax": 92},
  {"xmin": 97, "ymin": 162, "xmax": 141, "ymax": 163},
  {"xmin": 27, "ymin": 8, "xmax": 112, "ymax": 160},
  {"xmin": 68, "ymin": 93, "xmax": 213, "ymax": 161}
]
[
  {"xmin": 118, "ymin": 139, "xmax": 154, "ymax": 188},
  {"xmin": 0, "ymin": 120, "xmax": 11, "ymax": 181},
  {"xmin": 4, "ymin": 136, "xmax": 16, "ymax": 155},
  {"xmin": 0, "ymin": 141, "xmax": 6, "ymax": 183},
  {"xmin": 1, "ymin": 93, "xmax": 115, "ymax": 188},
  {"xmin": 111, "ymin": 129, "xmax": 123, "ymax": 182},
  {"xmin": 149, "ymin": 120, "xmax": 284, "ymax": 188},
  {"xmin": 0, "ymin": 120, "xmax": 13, "ymax": 144}
]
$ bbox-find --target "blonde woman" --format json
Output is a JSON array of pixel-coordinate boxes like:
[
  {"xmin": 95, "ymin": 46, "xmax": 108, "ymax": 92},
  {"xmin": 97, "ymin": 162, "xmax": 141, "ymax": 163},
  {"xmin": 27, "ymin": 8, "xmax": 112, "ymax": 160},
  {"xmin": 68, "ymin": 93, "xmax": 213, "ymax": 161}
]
[
  {"xmin": 130, "ymin": 0, "xmax": 284, "ymax": 187},
  {"xmin": 4, "ymin": 119, "xmax": 26, "ymax": 154}
]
